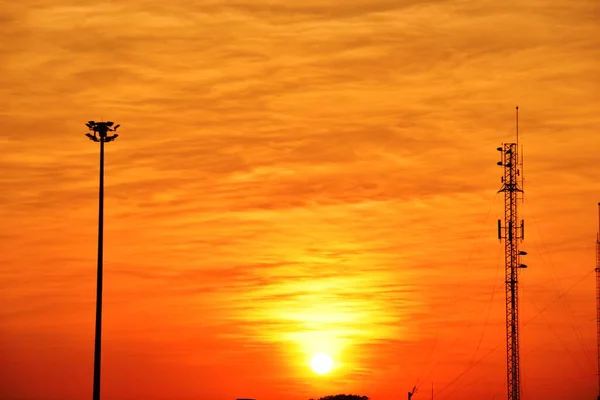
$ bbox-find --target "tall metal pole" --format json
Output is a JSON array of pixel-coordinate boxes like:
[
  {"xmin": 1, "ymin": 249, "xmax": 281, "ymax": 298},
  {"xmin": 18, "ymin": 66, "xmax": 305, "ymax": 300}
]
[
  {"xmin": 596, "ymin": 202, "xmax": 600, "ymax": 400},
  {"xmin": 93, "ymin": 133, "xmax": 104, "ymax": 400},
  {"xmin": 85, "ymin": 121, "xmax": 120, "ymax": 400},
  {"xmin": 497, "ymin": 107, "xmax": 527, "ymax": 400}
]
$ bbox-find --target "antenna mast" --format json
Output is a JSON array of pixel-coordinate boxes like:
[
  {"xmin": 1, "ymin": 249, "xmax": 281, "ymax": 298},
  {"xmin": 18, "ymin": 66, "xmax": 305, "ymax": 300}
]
[
  {"xmin": 596, "ymin": 202, "xmax": 600, "ymax": 400},
  {"xmin": 497, "ymin": 107, "xmax": 527, "ymax": 400}
]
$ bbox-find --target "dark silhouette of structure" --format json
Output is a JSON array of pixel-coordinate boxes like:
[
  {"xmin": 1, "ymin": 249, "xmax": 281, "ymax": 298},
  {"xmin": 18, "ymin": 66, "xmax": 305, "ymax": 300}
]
[
  {"xmin": 408, "ymin": 385, "xmax": 416, "ymax": 400},
  {"xmin": 497, "ymin": 107, "xmax": 527, "ymax": 400},
  {"xmin": 596, "ymin": 203, "xmax": 600, "ymax": 400},
  {"xmin": 310, "ymin": 395, "xmax": 369, "ymax": 400},
  {"xmin": 85, "ymin": 120, "xmax": 120, "ymax": 400}
]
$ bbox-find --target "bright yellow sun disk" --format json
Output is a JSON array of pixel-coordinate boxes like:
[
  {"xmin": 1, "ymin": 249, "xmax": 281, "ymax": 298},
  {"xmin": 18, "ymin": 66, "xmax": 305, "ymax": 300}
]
[{"xmin": 311, "ymin": 353, "xmax": 333, "ymax": 374}]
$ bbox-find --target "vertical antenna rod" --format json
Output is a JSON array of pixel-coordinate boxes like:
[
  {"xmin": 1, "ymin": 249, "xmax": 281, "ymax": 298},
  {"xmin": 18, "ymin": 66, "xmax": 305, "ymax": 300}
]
[
  {"xmin": 497, "ymin": 107, "xmax": 527, "ymax": 400},
  {"xmin": 516, "ymin": 106, "xmax": 519, "ymax": 149},
  {"xmin": 596, "ymin": 202, "xmax": 600, "ymax": 400}
]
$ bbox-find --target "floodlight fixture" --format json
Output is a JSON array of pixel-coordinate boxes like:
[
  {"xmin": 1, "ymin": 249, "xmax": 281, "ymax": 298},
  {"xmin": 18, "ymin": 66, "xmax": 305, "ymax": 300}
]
[{"xmin": 85, "ymin": 121, "xmax": 120, "ymax": 142}]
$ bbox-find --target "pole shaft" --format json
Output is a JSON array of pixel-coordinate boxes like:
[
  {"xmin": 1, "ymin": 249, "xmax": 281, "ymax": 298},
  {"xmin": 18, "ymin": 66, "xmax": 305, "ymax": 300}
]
[{"xmin": 93, "ymin": 138, "xmax": 104, "ymax": 400}]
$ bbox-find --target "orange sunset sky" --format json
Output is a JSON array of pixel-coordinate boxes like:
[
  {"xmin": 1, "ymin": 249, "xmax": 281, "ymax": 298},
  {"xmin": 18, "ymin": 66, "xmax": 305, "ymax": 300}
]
[{"xmin": 1, "ymin": 1, "xmax": 599, "ymax": 399}]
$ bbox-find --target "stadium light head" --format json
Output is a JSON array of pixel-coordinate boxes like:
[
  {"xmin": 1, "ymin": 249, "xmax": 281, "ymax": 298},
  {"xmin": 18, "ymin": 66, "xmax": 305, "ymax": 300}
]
[{"xmin": 84, "ymin": 121, "xmax": 121, "ymax": 142}]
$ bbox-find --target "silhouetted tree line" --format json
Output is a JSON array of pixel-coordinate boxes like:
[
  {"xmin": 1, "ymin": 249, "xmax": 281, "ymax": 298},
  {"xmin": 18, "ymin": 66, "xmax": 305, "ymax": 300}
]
[{"xmin": 309, "ymin": 394, "xmax": 369, "ymax": 400}]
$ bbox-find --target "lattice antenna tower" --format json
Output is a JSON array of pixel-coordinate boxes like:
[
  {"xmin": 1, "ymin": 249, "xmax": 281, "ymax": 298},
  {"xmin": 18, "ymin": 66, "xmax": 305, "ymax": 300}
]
[
  {"xmin": 497, "ymin": 106, "xmax": 528, "ymax": 400},
  {"xmin": 596, "ymin": 202, "xmax": 600, "ymax": 400}
]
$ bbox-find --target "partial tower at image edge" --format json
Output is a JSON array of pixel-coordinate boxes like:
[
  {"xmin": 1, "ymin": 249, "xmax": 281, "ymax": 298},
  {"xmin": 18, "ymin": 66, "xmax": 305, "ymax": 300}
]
[{"xmin": 595, "ymin": 202, "xmax": 600, "ymax": 400}]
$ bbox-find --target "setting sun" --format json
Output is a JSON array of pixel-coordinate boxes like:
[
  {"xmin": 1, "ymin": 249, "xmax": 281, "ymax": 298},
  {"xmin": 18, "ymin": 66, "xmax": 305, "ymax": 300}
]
[{"xmin": 310, "ymin": 353, "xmax": 334, "ymax": 375}]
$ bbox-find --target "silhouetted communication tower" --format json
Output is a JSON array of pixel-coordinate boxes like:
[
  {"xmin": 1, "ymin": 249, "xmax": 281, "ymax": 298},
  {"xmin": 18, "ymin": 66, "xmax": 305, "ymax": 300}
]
[
  {"xmin": 596, "ymin": 202, "xmax": 600, "ymax": 400},
  {"xmin": 497, "ymin": 107, "xmax": 527, "ymax": 400},
  {"xmin": 85, "ymin": 120, "xmax": 120, "ymax": 400}
]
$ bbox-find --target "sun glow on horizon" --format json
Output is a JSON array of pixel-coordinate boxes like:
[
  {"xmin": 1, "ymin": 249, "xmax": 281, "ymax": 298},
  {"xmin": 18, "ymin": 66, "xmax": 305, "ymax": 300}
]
[{"xmin": 310, "ymin": 353, "xmax": 334, "ymax": 375}]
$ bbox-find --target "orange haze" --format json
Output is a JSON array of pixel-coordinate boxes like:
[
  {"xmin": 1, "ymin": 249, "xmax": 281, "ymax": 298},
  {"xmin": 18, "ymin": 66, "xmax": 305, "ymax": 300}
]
[{"xmin": 1, "ymin": 1, "xmax": 599, "ymax": 399}]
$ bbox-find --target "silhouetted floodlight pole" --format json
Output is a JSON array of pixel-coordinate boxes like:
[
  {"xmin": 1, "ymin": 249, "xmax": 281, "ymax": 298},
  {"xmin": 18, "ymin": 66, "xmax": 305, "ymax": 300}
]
[{"xmin": 85, "ymin": 120, "xmax": 120, "ymax": 400}]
